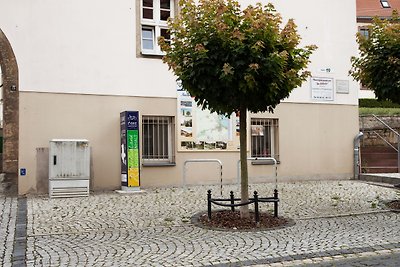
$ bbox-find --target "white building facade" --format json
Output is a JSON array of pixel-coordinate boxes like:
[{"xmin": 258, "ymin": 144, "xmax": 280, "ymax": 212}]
[{"xmin": 0, "ymin": 0, "xmax": 359, "ymax": 194}]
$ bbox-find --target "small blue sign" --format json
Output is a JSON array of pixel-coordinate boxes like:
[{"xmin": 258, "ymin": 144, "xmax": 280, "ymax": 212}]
[{"xmin": 20, "ymin": 168, "xmax": 26, "ymax": 176}]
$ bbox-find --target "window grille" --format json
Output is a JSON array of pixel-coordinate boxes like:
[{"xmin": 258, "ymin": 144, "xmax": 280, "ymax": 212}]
[
  {"xmin": 250, "ymin": 118, "xmax": 279, "ymax": 160},
  {"xmin": 142, "ymin": 116, "xmax": 175, "ymax": 164}
]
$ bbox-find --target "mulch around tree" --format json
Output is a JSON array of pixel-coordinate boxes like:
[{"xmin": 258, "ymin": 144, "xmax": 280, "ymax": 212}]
[
  {"xmin": 386, "ymin": 200, "xmax": 400, "ymax": 211},
  {"xmin": 192, "ymin": 210, "xmax": 295, "ymax": 231}
]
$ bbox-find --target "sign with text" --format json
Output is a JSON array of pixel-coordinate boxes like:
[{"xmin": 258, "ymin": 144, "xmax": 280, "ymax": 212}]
[
  {"xmin": 177, "ymin": 87, "xmax": 240, "ymax": 151},
  {"xmin": 311, "ymin": 77, "xmax": 334, "ymax": 101},
  {"xmin": 120, "ymin": 111, "xmax": 140, "ymax": 189}
]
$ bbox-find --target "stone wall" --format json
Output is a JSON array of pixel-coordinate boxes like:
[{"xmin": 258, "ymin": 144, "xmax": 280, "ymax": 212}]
[
  {"xmin": 0, "ymin": 29, "xmax": 19, "ymax": 195},
  {"xmin": 359, "ymin": 115, "xmax": 400, "ymax": 146}
]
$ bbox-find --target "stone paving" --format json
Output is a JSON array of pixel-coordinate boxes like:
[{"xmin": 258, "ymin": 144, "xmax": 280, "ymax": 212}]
[
  {"xmin": 2, "ymin": 180, "xmax": 400, "ymax": 266},
  {"xmin": 0, "ymin": 196, "xmax": 17, "ymax": 267},
  {"xmin": 27, "ymin": 180, "xmax": 399, "ymax": 235},
  {"xmin": 20, "ymin": 180, "xmax": 400, "ymax": 266}
]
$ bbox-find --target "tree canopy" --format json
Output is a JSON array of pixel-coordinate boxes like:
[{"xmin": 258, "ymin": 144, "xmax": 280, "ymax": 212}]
[
  {"xmin": 350, "ymin": 12, "xmax": 400, "ymax": 104},
  {"xmin": 159, "ymin": 0, "xmax": 316, "ymax": 115}
]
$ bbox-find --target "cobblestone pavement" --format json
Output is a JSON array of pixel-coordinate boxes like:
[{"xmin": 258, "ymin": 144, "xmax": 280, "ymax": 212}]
[
  {"xmin": 0, "ymin": 195, "xmax": 17, "ymax": 267},
  {"xmin": 19, "ymin": 180, "xmax": 400, "ymax": 266}
]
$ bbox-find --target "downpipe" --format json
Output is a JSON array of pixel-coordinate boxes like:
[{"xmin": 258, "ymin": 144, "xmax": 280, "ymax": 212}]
[{"xmin": 354, "ymin": 132, "xmax": 364, "ymax": 179}]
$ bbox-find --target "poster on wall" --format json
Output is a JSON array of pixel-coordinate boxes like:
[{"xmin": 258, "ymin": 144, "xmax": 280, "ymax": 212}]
[
  {"xmin": 251, "ymin": 125, "xmax": 264, "ymax": 136},
  {"xmin": 177, "ymin": 84, "xmax": 240, "ymax": 151},
  {"xmin": 336, "ymin": 79, "xmax": 350, "ymax": 94},
  {"xmin": 120, "ymin": 111, "xmax": 140, "ymax": 190},
  {"xmin": 311, "ymin": 77, "xmax": 334, "ymax": 101}
]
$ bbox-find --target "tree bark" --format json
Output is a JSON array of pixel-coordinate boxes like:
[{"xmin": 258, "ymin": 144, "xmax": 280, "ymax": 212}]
[{"xmin": 239, "ymin": 106, "xmax": 250, "ymax": 218}]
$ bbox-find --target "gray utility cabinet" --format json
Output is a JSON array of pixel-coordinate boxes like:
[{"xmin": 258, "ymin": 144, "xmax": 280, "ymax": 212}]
[{"xmin": 49, "ymin": 139, "xmax": 90, "ymax": 198}]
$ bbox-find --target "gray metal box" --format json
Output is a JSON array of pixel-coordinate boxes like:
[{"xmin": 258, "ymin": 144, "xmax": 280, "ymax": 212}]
[{"xmin": 49, "ymin": 139, "xmax": 90, "ymax": 198}]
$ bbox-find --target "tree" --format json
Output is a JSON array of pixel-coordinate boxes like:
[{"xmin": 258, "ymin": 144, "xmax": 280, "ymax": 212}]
[
  {"xmin": 350, "ymin": 11, "xmax": 400, "ymax": 104},
  {"xmin": 159, "ymin": 0, "xmax": 315, "ymax": 218}
]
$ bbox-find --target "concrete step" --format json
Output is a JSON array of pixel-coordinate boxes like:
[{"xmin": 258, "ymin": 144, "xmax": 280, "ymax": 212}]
[
  {"xmin": 361, "ymin": 146, "xmax": 398, "ymax": 153},
  {"xmin": 361, "ymin": 153, "xmax": 397, "ymax": 160},
  {"xmin": 363, "ymin": 167, "xmax": 398, "ymax": 173},
  {"xmin": 360, "ymin": 145, "xmax": 398, "ymax": 173},
  {"xmin": 359, "ymin": 173, "xmax": 400, "ymax": 185}
]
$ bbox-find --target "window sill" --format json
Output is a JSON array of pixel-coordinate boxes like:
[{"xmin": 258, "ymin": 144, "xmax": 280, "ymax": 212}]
[
  {"xmin": 251, "ymin": 159, "xmax": 280, "ymax": 165},
  {"xmin": 141, "ymin": 51, "xmax": 165, "ymax": 57},
  {"xmin": 142, "ymin": 162, "xmax": 176, "ymax": 167}
]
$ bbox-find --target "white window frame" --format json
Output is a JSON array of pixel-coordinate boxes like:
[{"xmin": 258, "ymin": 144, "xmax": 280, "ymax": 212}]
[
  {"xmin": 250, "ymin": 118, "xmax": 279, "ymax": 161},
  {"xmin": 359, "ymin": 27, "xmax": 369, "ymax": 40},
  {"xmin": 140, "ymin": 0, "xmax": 174, "ymax": 55},
  {"xmin": 142, "ymin": 116, "xmax": 175, "ymax": 165},
  {"xmin": 381, "ymin": 0, "xmax": 390, "ymax": 8}
]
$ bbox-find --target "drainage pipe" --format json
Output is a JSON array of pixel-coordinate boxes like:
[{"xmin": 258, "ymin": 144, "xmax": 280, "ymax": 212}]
[{"xmin": 354, "ymin": 132, "xmax": 364, "ymax": 179}]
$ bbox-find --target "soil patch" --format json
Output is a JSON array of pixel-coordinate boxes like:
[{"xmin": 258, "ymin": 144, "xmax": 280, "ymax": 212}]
[
  {"xmin": 192, "ymin": 210, "xmax": 294, "ymax": 231},
  {"xmin": 386, "ymin": 200, "xmax": 400, "ymax": 210}
]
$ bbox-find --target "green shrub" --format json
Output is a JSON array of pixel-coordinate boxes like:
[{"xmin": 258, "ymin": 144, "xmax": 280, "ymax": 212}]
[
  {"xmin": 359, "ymin": 107, "xmax": 400, "ymax": 116},
  {"xmin": 359, "ymin": 99, "xmax": 400, "ymax": 108}
]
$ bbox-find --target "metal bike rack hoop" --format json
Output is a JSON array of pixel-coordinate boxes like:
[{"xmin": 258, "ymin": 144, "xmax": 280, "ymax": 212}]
[{"xmin": 183, "ymin": 159, "xmax": 223, "ymax": 195}]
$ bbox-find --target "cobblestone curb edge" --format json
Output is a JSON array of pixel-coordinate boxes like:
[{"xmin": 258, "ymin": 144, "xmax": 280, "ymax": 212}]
[
  {"xmin": 204, "ymin": 242, "xmax": 400, "ymax": 267},
  {"xmin": 12, "ymin": 197, "xmax": 27, "ymax": 267}
]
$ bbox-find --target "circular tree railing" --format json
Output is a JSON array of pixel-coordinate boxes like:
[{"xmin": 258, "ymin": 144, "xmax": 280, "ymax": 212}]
[{"xmin": 207, "ymin": 189, "xmax": 279, "ymax": 223}]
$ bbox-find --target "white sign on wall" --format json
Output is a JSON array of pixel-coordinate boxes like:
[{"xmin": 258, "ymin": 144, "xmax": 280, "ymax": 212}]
[
  {"xmin": 311, "ymin": 77, "xmax": 334, "ymax": 101},
  {"xmin": 336, "ymin": 80, "xmax": 350, "ymax": 94}
]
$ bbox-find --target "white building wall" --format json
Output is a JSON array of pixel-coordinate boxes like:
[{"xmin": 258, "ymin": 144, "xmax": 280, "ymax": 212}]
[
  {"xmin": 0, "ymin": 0, "xmax": 361, "ymax": 194},
  {"xmin": 0, "ymin": 0, "xmax": 358, "ymax": 104},
  {"xmin": 0, "ymin": 0, "xmax": 176, "ymax": 97},
  {"xmin": 267, "ymin": 0, "xmax": 359, "ymax": 105}
]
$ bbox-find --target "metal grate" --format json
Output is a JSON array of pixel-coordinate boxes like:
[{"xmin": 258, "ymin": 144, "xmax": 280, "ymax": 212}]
[
  {"xmin": 142, "ymin": 116, "xmax": 175, "ymax": 163},
  {"xmin": 49, "ymin": 179, "xmax": 90, "ymax": 198},
  {"xmin": 250, "ymin": 118, "xmax": 279, "ymax": 160}
]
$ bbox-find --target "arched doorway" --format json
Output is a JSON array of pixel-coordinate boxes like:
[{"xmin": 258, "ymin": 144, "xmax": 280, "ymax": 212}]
[{"xmin": 0, "ymin": 28, "xmax": 19, "ymax": 195}]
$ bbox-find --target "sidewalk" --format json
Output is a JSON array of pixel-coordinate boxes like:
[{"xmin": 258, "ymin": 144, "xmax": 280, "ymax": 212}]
[
  {"xmin": 0, "ymin": 196, "xmax": 17, "ymax": 267},
  {"xmin": 4, "ymin": 180, "xmax": 400, "ymax": 266}
]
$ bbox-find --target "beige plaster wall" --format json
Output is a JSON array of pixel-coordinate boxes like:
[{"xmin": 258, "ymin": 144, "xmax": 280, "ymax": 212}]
[
  {"xmin": 18, "ymin": 92, "xmax": 358, "ymax": 194},
  {"xmin": 18, "ymin": 92, "xmax": 177, "ymax": 194}
]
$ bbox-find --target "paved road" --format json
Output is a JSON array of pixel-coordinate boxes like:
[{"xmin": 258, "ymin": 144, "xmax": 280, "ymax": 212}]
[
  {"xmin": 2, "ymin": 180, "xmax": 400, "ymax": 266},
  {"xmin": 251, "ymin": 250, "xmax": 400, "ymax": 266},
  {"xmin": 306, "ymin": 251, "xmax": 400, "ymax": 267}
]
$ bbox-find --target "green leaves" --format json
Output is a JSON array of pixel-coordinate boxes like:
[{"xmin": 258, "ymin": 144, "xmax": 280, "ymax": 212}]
[
  {"xmin": 159, "ymin": 0, "xmax": 315, "ymax": 114},
  {"xmin": 350, "ymin": 11, "xmax": 400, "ymax": 104}
]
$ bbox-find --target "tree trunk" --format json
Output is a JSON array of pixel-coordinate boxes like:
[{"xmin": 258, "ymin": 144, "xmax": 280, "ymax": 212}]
[{"xmin": 239, "ymin": 106, "xmax": 250, "ymax": 218}]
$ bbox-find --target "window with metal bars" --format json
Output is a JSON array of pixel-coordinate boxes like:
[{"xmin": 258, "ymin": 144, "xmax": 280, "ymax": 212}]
[
  {"xmin": 142, "ymin": 116, "xmax": 175, "ymax": 164},
  {"xmin": 250, "ymin": 118, "xmax": 279, "ymax": 160}
]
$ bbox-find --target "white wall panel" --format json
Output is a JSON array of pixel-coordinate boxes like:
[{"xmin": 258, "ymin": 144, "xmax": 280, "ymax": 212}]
[{"xmin": 0, "ymin": 0, "xmax": 358, "ymax": 104}]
